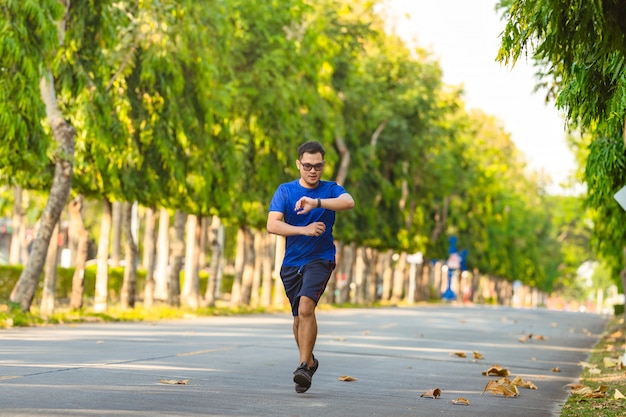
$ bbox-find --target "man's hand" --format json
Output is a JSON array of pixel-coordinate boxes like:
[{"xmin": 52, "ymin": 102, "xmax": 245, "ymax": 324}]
[
  {"xmin": 304, "ymin": 221, "xmax": 326, "ymax": 237},
  {"xmin": 294, "ymin": 196, "xmax": 317, "ymax": 214}
]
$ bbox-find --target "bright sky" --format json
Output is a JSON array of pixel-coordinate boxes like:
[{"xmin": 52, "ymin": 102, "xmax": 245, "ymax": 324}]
[{"xmin": 381, "ymin": 0, "xmax": 577, "ymax": 194}]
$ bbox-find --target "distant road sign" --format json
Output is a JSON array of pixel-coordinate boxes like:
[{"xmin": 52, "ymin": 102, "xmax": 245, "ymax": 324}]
[
  {"xmin": 446, "ymin": 253, "xmax": 461, "ymax": 269},
  {"xmin": 614, "ymin": 185, "xmax": 626, "ymax": 212}
]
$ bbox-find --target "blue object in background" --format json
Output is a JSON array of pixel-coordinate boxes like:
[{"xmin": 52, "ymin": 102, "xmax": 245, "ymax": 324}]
[
  {"xmin": 442, "ymin": 236, "xmax": 458, "ymax": 301},
  {"xmin": 460, "ymin": 249, "xmax": 468, "ymax": 271}
]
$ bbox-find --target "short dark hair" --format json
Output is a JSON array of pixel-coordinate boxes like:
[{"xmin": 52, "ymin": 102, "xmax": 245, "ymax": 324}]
[{"xmin": 298, "ymin": 141, "xmax": 325, "ymax": 159}]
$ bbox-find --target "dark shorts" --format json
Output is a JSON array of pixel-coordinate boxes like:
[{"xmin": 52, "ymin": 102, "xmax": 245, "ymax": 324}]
[{"xmin": 281, "ymin": 259, "xmax": 335, "ymax": 316}]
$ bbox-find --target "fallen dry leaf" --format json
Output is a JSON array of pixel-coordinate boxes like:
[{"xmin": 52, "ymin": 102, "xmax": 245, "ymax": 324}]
[
  {"xmin": 588, "ymin": 368, "xmax": 602, "ymax": 375},
  {"xmin": 615, "ymin": 389, "xmax": 625, "ymax": 400},
  {"xmin": 518, "ymin": 334, "xmax": 531, "ymax": 343},
  {"xmin": 510, "ymin": 375, "xmax": 538, "ymax": 390},
  {"xmin": 420, "ymin": 388, "xmax": 442, "ymax": 399},
  {"xmin": 473, "ymin": 351, "xmax": 484, "ymax": 360},
  {"xmin": 564, "ymin": 383, "xmax": 586, "ymax": 391},
  {"xmin": 534, "ymin": 334, "xmax": 547, "ymax": 340},
  {"xmin": 587, "ymin": 386, "xmax": 607, "ymax": 399},
  {"xmin": 568, "ymin": 384, "xmax": 607, "ymax": 398},
  {"xmin": 603, "ymin": 357, "xmax": 621, "ymax": 368},
  {"xmin": 482, "ymin": 365, "xmax": 510, "ymax": 377},
  {"xmin": 551, "ymin": 367, "xmax": 561, "ymax": 373},
  {"xmin": 482, "ymin": 379, "xmax": 519, "ymax": 397},
  {"xmin": 451, "ymin": 352, "xmax": 467, "ymax": 358},
  {"xmin": 160, "ymin": 379, "xmax": 189, "ymax": 385},
  {"xmin": 451, "ymin": 397, "xmax": 470, "ymax": 405},
  {"xmin": 337, "ymin": 375, "xmax": 357, "ymax": 382}
]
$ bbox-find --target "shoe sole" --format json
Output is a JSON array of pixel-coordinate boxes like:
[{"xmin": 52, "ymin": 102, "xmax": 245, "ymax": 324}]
[
  {"xmin": 295, "ymin": 383, "xmax": 310, "ymax": 393},
  {"xmin": 293, "ymin": 371, "xmax": 312, "ymax": 388}
]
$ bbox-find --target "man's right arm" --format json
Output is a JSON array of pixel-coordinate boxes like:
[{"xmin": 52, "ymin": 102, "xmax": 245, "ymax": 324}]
[{"xmin": 267, "ymin": 211, "xmax": 325, "ymax": 237}]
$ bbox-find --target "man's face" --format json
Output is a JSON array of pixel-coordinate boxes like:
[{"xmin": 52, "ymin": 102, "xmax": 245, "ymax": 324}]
[{"xmin": 297, "ymin": 152, "xmax": 325, "ymax": 188}]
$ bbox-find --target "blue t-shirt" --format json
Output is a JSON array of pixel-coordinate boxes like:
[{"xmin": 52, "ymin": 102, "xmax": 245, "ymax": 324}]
[{"xmin": 269, "ymin": 179, "xmax": 347, "ymax": 267}]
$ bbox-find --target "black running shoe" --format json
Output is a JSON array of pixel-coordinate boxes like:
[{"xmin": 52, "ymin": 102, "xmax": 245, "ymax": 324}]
[{"xmin": 294, "ymin": 355, "xmax": 318, "ymax": 393}]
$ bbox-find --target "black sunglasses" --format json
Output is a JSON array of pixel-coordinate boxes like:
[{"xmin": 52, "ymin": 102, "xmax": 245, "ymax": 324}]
[{"xmin": 300, "ymin": 161, "xmax": 325, "ymax": 171}]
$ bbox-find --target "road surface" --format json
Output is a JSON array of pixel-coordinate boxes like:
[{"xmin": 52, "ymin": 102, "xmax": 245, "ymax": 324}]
[{"xmin": 0, "ymin": 304, "xmax": 608, "ymax": 416}]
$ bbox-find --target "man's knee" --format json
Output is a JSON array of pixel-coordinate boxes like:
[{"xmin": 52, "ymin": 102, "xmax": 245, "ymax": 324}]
[{"xmin": 298, "ymin": 296, "xmax": 316, "ymax": 317}]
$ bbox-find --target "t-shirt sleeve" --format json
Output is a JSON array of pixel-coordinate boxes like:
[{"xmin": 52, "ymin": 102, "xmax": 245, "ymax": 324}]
[
  {"xmin": 330, "ymin": 182, "xmax": 348, "ymax": 198},
  {"xmin": 269, "ymin": 185, "xmax": 287, "ymax": 213}
]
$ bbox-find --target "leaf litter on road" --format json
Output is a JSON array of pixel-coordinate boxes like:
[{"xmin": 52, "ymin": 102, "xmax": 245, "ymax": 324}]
[
  {"xmin": 451, "ymin": 397, "xmax": 470, "ymax": 406},
  {"xmin": 160, "ymin": 379, "xmax": 190, "ymax": 385},
  {"xmin": 420, "ymin": 388, "xmax": 441, "ymax": 399},
  {"xmin": 482, "ymin": 379, "xmax": 519, "ymax": 397},
  {"xmin": 482, "ymin": 365, "xmax": 510, "ymax": 377}
]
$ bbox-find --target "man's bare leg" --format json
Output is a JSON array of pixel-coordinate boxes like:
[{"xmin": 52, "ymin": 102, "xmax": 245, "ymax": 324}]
[{"xmin": 293, "ymin": 296, "xmax": 317, "ymax": 368}]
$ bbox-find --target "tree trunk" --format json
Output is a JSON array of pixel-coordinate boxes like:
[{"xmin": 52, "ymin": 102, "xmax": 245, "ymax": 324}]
[
  {"xmin": 416, "ymin": 262, "xmax": 430, "ymax": 302},
  {"xmin": 230, "ymin": 226, "xmax": 246, "ymax": 307},
  {"xmin": 142, "ymin": 206, "xmax": 157, "ymax": 308},
  {"xmin": 391, "ymin": 252, "xmax": 407, "ymax": 303},
  {"xmin": 430, "ymin": 196, "xmax": 450, "ymax": 244},
  {"xmin": 69, "ymin": 195, "xmax": 88, "ymax": 309},
  {"xmin": 369, "ymin": 120, "xmax": 388, "ymax": 157},
  {"xmin": 365, "ymin": 248, "xmax": 378, "ymax": 303},
  {"xmin": 154, "ymin": 208, "xmax": 170, "ymax": 301},
  {"xmin": 120, "ymin": 202, "xmax": 138, "ymax": 309},
  {"xmin": 10, "ymin": 69, "xmax": 75, "ymax": 312},
  {"xmin": 181, "ymin": 214, "xmax": 200, "ymax": 309},
  {"xmin": 168, "ymin": 210, "xmax": 186, "ymax": 306},
  {"xmin": 354, "ymin": 246, "xmax": 366, "ymax": 305},
  {"xmin": 333, "ymin": 242, "xmax": 347, "ymax": 304},
  {"xmin": 260, "ymin": 232, "xmax": 274, "ymax": 307},
  {"xmin": 338, "ymin": 242, "xmax": 356, "ymax": 303},
  {"xmin": 271, "ymin": 235, "xmax": 286, "ymax": 307},
  {"xmin": 380, "ymin": 250, "xmax": 393, "ymax": 302},
  {"xmin": 110, "ymin": 201, "xmax": 123, "ymax": 267},
  {"xmin": 199, "ymin": 216, "xmax": 209, "ymax": 270},
  {"xmin": 204, "ymin": 216, "xmax": 224, "ymax": 307},
  {"xmin": 239, "ymin": 227, "xmax": 255, "ymax": 306},
  {"xmin": 94, "ymin": 198, "xmax": 112, "ymax": 312},
  {"xmin": 250, "ymin": 229, "xmax": 262, "ymax": 308},
  {"xmin": 40, "ymin": 223, "xmax": 59, "ymax": 316},
  {"xmin": 9, "ymin": 186, "xmax": 23, "ymax": 265},
  {"xmin": 325, "ymin": 241, "xmax": 340, "ymax": 305},
  {"xmin": 334, "ymin": 136, "xmax": 351, "ymax": 186}
]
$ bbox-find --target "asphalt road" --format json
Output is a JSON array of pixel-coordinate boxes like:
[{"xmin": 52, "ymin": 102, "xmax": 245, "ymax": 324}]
[{"xmin": 0, "ymin": 305, "xmax": 609, "ymax": 417}]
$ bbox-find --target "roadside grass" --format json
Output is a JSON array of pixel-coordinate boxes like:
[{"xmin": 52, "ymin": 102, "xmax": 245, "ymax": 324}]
[
  {"xmin": 0, "ymin": 300, "xmax": 291, "ymax": 329},
  {"xmin": 560, "ymin": 314, "xmax": 626, "ymax": 417}
]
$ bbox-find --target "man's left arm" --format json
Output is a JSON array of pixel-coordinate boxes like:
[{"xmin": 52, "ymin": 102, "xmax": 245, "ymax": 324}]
[
  {"xmin": 318, "ymin": 193, "xmax": 354, "ymax": 212},
  {"xmin": 294, "ymin": 192, "xmax": 355, "ymax": 214}
]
